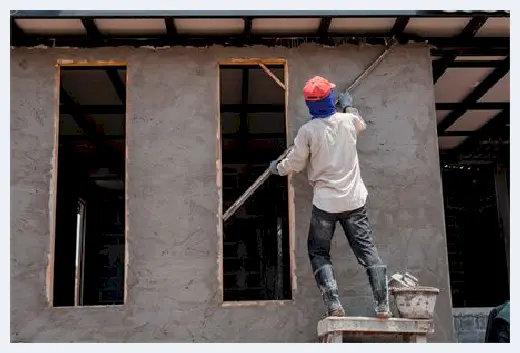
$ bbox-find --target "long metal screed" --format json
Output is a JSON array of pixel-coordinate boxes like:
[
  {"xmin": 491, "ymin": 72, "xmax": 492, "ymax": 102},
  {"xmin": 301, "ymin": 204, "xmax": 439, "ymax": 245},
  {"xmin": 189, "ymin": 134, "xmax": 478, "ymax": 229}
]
[{"xmin": 222, "ymin": 40, "xmax": 398, "ymax": 222}]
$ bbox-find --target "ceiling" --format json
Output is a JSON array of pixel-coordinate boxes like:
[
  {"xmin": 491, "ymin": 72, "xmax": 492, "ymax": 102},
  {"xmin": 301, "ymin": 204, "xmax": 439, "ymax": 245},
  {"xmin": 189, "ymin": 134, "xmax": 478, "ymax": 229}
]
[{"xmin": 11, "ymin": 10, "xmax": 510, "ymax": 166}]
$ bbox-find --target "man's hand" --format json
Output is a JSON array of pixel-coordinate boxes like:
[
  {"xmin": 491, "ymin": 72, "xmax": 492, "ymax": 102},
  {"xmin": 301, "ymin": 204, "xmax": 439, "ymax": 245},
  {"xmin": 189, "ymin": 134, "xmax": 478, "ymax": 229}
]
[
  {"xmin": 269, "ymin": 160, "xmax": 280, "ymax": 175},
  {"xmin": 339, "ymin": 92, "xmax": 366, "ymax": 133},
  {"xmin": 338, "ymin": 92, "xmax": 354, "ymax": 110},
  {"xmin": 347, "ymin": 108, "xmax": 366, "ymax": 133}
]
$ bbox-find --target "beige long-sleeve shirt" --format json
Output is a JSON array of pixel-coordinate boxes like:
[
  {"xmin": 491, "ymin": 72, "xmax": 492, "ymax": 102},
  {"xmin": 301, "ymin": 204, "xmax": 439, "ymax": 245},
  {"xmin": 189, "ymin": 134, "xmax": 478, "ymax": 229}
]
[{"xmin": 276, "ymin": 109, "xmax": 368, "ymax": 213}]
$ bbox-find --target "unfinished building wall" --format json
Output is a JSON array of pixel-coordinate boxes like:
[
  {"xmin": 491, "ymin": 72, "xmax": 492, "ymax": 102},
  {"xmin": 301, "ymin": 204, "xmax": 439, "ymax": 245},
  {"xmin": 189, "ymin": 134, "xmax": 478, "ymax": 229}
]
[{"xmin": 10, "ymin": 44, "xmax": 454, "ymax": 342}]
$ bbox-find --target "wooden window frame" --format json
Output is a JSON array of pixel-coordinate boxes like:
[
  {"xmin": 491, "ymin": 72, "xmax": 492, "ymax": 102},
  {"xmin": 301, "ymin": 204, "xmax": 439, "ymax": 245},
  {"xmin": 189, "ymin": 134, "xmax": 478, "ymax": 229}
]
[
  {"xmin": 216, "ymin": 58, "xmax": 296, "ymax": 307},
  {"xmin": 47, "ymin": 60, "xmax": 129, "ymax": 308}
]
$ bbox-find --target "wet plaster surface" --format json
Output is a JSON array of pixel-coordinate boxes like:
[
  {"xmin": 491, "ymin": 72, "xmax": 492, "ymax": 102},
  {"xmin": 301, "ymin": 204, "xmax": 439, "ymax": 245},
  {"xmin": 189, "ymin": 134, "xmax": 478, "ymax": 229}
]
[{"xmin": 10, "ymin": 44, "xmax": 454, "ymax": 342}]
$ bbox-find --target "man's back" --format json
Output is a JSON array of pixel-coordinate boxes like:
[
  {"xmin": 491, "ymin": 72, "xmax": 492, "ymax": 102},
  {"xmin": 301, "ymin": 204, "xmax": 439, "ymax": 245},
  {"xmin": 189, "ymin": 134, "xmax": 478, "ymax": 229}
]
[
  {"xmin": 302, "ymin": 111, "xmax": 368, "ymax": 213},
  {"xmin": 271, "ymin": 76, "xmax": 389, "ymax": 319}
]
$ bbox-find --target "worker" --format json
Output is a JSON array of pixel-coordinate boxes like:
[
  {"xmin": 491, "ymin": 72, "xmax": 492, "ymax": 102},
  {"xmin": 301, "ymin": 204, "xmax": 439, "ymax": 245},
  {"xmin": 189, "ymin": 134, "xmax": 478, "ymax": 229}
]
[{"xmin": 269, "ymin": 76, "xmax": 389, "ymax": 318}]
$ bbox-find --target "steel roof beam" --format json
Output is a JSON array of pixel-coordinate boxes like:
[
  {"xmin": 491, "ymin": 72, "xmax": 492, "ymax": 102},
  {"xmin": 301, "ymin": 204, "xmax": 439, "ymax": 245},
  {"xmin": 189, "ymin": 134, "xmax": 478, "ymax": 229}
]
[
  {"xmin": 437, "ymin": 56, "xmax": 509, "ymax": 133},
  {"xmin": 444, "ymin": 109, "xmax": 509, "ymax": 163},
  {"xmin": 432, "ymin": 16, "xmax": 488, "ymax": 83},
  {"xmin": 445, "ymin": 60, "xmax": 503, "ymax": 68},
  {"xmin": 431, "ymin": 47, "xmax": 509, "ymax": 56},
  {"xmin": 164, "ymin": 16, "xmax": 178, "ymax": 41},
  {"xmin": 436, "ymin": 102, "xmax": 509, "ymax": 110},
  {"xmin": 439, "ymin": 131, "xmax": 475, "ymax": 137},
  {"xmin": 60, "ymin": 87, "xmax": 125, "ymax": 178},
  {"xmin": 317, "ymin": 17, "xmax": 332, "ymax": 36},
  {"xmin": 105, "ymin": 68, "xmax": 126, "ymax": 104},
  {"xmin": 81, "ymin": 17, "xmax": 103, "ymax": 41},
  {"xmin": 390, "ymin": 16, "xmax": 410, "ymax": 42},
  {"xmin": 242, "ymin": 16, "xmax": 253, "ymax": 45}
]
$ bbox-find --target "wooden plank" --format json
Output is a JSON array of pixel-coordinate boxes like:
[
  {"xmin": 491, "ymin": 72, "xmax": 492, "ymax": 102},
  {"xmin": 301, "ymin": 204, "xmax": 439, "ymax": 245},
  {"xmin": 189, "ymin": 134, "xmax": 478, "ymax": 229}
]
[
  {"xmin": 258, "ymin": 63, "xmax": 286, "ymax": 90},
  {"xmin": 284, "ymin": 61, "xmax": 297, "ymax": 297},
  {"xmin": 317, "ymin": 317, "xmax": 434, "ymax": 337},
  {"xmin": 57, "ymin": 60, "xmax": 127, "ymax": 67},
  {"xmin": 219, "ymin": 58, "xmax": 286, "ymax": 65},
  {"xmin": 216, "ymin": 62, "xmax": 224, "ymax": 305},
  {"xmin": 221, "ymin": 300, "xmax": 292, "ymax": 307},
  {"xmin": 47, "ymin": 63, "xmax": 61, "ymax": 307},
  {"xmin": 123, "ymin": 65, "xmax": 130, "ymax": 305}
]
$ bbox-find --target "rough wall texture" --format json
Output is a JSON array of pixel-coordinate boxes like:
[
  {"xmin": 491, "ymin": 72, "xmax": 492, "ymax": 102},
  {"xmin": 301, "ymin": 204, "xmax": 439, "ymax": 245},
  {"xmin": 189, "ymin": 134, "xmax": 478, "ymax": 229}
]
[
  {"xmin": 453, "ymin": 309, "xmax": 490, "ymax": 343},
  {"xmin": 10, "ymin": 44, "xmax": 454, "ymax": 342}
]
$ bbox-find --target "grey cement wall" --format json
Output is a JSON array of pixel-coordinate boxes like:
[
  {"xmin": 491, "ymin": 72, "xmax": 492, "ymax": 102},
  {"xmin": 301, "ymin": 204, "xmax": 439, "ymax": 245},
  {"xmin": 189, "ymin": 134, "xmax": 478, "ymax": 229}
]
[
  {"xmin": 10, "ymin": 44, "xmax": 455, "ymax": 342},
  {"xmin": 453, "ymin": 308, "xmax": 490, "ymax": 343}
]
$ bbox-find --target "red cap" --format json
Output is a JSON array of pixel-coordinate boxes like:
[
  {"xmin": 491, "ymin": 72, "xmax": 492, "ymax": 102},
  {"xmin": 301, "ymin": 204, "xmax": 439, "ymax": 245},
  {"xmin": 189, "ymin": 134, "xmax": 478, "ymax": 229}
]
[{"xmin": 303, "ymin": 76, "xmax": 336, "ymax": 101}]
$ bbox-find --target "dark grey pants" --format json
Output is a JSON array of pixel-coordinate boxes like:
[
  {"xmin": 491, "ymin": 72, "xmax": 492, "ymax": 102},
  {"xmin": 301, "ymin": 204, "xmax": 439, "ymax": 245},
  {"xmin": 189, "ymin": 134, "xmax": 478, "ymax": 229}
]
[{"xmin": 308, "ymin": 205, "xmax": 383, "ymax": 273}]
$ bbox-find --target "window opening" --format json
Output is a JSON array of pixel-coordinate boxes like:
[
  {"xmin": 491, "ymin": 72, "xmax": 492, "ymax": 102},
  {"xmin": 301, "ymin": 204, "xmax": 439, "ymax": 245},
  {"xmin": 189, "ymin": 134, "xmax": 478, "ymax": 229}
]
[
  {"xmin": 52, "ymin": 65, "xmax": 126, "ymax": 307},
  {"xmin": 219, "ymin": 62, "xmax": 292, "ymax": 302}
]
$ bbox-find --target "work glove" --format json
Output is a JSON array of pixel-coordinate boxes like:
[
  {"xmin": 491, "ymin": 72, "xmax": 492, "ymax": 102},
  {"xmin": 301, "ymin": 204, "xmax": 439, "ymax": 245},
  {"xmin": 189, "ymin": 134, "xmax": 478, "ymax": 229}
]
[
  {"xmin": 338, "ymin": 92, "xmax": 354, "ymax": 110},
  {"xmin": 269, "ymin": 160, "xmax": 280, "ymax": 175}
]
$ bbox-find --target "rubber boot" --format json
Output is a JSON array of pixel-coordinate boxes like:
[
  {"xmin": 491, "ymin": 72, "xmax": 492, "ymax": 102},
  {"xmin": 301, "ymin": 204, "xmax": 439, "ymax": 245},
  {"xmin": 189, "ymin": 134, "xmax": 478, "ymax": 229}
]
[
  {"xmin": 314, "ymin": 264, "xmax": 345, "ymax": 317},
  {"xmin": 366, "ymin": 265, "xmax": 390, "ymax": 318}
]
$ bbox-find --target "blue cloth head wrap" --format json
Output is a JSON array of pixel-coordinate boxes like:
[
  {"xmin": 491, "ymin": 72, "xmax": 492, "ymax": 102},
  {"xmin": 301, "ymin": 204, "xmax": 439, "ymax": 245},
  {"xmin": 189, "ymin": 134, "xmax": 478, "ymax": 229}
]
[{"xmin": 305, "ymin": 89, "xmax": 336, "ymax": 119}]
